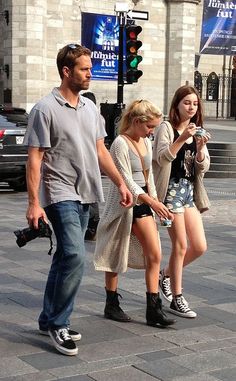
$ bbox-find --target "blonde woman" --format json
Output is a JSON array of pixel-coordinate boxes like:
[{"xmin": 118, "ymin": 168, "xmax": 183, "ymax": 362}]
[{"xmin": 94, "ymin": 100, "xmax": 175, "ymax": 327}]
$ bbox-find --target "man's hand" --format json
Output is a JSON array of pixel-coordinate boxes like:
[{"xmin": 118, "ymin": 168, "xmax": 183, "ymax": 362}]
[
  {"xmin": 26, "ymin": 205, "xmax": 48, "ymax": 229},
  {"xmin": 118, "ymin": 183, "xmax": 133, "ymax": 207}
]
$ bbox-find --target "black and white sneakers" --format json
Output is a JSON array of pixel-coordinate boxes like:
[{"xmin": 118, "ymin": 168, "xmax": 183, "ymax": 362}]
[
  {"xmin": 159, "ymin": 269, "xmax": 197, "ymax": 318},
  {"xmin": 159, "ymin": 269, "xmax": 173, "ymax": 303},
  {"xmin": 169, "ymin": 295, "xmax": 197, "ymax": 318},
  {"xmin": 48, "ymin": 327, "xmax": 79, "ymax": 356},
  {"xmin": 39, "ymin": 327, "xmax": 82, "ymax": 342}
]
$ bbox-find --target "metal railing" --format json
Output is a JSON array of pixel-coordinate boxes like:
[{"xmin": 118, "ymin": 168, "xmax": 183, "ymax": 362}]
[{"xmin": 194, "ymin": 71, "xmax": 236, "ymax": 119}]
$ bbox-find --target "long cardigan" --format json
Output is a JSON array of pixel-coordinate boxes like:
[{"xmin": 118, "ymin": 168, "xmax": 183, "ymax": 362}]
[
  {"xmin": 94, "ymin": 135, "xmax": 159, "ymax": 273},
  {"xmin": 152, "ymin": 121, "xmax": 211, "ymax": 213}
]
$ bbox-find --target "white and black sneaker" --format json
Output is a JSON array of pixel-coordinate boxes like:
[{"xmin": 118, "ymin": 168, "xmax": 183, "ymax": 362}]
[
  {"xmin": 159, "ymin": 269, "xmax": 173, "ymax": 302},
  {"xmin": 39, "ymin": 327, "xmax": 82, "ymax": 341},
  {"xmin": 49, "ymin": 327, "xmax": 78, "ymax": 356},
  {"xmin": 169, "ymin": 295, "xmax": 197, "ymax": 318}
]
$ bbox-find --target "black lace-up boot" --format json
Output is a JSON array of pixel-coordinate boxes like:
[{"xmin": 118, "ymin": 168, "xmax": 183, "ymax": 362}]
[
  {"xmin": 146, "ymin": 292, "xmax": 176, "ymax": 327},
  {"xmin": 104, "ymin": 289, "xmax": 131, "ymax": 322}
]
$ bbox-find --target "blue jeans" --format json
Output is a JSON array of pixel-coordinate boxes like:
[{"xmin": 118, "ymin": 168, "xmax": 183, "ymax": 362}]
[{"xmin": 38, "ymin": 200, "xmax": 89, "ymax": 330}]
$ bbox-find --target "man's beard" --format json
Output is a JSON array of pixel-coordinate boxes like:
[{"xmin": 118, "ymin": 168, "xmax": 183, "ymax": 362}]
[{"xmin": 69, "ymin": 78, "xmax": 90, "ymax": 93}]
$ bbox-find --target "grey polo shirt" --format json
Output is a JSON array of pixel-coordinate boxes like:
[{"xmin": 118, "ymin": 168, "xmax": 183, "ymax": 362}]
[{"xmin": 24, "ymin": 87, "xmax": 107, "ymax": 207}]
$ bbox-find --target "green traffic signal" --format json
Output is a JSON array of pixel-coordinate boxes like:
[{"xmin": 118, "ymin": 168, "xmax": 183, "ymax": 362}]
[{"xmin": 128, "ymin": 55, "xmax": 143, "ymax": 69}]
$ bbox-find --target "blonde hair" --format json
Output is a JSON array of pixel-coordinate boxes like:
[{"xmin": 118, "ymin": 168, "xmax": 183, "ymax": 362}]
[{"xmin": 119, "ymin": 99, "xmax": 162, "ymax": 134}]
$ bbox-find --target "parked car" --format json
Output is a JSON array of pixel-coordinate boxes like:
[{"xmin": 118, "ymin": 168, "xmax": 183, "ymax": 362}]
[{"xmin": 0, "ymin": 105, "xmax": 28, "ymax": 191}]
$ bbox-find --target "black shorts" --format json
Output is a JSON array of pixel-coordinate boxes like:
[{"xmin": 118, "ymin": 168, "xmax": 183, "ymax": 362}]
[
  {"xmin": 133, "ymin": 203, "xmax": 153, "ymax": 220},
  {"xmin": 132, "ymin": 186, "xmax": 153, "ymax": 221}
]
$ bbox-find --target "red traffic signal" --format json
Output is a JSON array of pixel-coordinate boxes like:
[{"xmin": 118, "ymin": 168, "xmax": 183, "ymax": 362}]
[
  {"xmin": 125, "ymin": 24, "xmax": 143, "ymax": 84},
  {"xmin": 126, "ymin": 25, "xmax": 142, "ymax": 41}
]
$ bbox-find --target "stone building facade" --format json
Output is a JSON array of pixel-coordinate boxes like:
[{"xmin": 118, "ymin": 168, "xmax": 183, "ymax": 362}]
[{"xmin": 0, "ymin": 0, "xmax": 232, "ymax": 115}]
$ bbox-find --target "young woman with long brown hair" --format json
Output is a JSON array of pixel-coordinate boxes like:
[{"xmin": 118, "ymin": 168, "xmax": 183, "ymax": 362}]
[{"xmin": 153, "ymin": 85, "xmax": 211, "ymax": 318}]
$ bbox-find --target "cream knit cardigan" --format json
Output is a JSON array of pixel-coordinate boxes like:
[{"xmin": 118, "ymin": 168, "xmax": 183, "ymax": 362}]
[
  {"xmin": 152, "ymin": 121, "xmax": 211, "ymax": 213},
  {"xmin": 94, "ymin": 135, "xmax": 158, "ymax": 273}
]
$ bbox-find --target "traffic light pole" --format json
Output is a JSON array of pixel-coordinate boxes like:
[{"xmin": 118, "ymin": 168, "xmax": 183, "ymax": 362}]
[
  {"xmin": 117, "ymin": 13, "xmax": 125, "ymax": 106},
  {"xmin": 103, "ymin": 4, "xmax": 144, "ymax": 145}
]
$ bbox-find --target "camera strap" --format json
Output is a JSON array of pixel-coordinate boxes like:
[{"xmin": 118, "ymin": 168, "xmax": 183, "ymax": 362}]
[
  {"xmin": 48, "ymin": 234, "xmax": 53, "ymax": 255},
  {"xmin": 43, "ymin": 224, "xmax": 53, "ymax": 255},
  {"xmin": 38, "ymin": 220, "xmax": 53, "ymax": 255}
]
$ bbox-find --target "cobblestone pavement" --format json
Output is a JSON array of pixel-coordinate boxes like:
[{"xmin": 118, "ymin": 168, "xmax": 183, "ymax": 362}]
[{"xmin": 0, "ymin": 120, "xmax": 235, "ymax": 381}]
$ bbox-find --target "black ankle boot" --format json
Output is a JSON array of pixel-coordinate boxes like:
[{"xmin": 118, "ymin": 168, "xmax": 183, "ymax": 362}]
[
  {"xmin": 146, "ymin": 292, "xmax": 176, "ymax": 327},
  {"xmin": 104, "ymin": 289, "xmax": 131, "ymax": 322}
]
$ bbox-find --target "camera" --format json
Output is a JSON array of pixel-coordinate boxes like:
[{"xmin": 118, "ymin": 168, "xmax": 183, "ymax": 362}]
[
  {"xmin": 195, "ymin": 127, "xmax": 206, "ymax": 137},
  {"xmin": 14, "ymin": 218, "xmax": 52, "ymax": 248}
]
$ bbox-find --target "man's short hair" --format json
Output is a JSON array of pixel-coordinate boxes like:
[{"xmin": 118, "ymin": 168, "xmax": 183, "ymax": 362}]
[{"xmin": 57, "ymin": 44, "xmax": 91, "ymax": 79}]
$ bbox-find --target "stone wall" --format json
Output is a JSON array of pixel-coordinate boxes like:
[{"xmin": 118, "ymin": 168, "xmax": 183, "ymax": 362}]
[{"xmin": 0, "ymin": 0, "xmax": 230, "ymax": 113}]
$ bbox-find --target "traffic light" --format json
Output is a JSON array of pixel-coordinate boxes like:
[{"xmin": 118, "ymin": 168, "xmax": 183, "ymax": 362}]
[{"xmin": 125, "ymin": 24, "xmax": 143, "ymax": 84}]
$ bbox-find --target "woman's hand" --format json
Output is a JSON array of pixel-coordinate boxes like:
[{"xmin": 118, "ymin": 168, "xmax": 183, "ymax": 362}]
[
  {"xmin": 151, "ymin": 199, "xmax": 174, "ymax": 221},
  {"xmin": 195, "ymin": 130, "xmax": 211, "ymax": 162},
  {"xmin": 195, "ymin": 130, "xmax": 211, "ymax": 150},
  {"xmin": 118, "ymin": 183, "xmax": 133, "ymax": 207},
  {"xmin": 171, "ymin": 123, "xmax": 200, "ymax": 157},
  {"xmin": 181, "ymin": 123, "xmax": 199, "ymax": 140}
]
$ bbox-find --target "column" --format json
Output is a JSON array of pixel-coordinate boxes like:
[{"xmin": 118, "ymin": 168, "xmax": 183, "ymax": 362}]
[{"xmin": 164, "ymin": 0, "xmax": 201, "ymax": 113}]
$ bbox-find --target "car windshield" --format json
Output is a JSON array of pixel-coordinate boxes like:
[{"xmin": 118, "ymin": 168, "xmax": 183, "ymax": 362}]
[{"xmin": 0, "ymin": 108, "xmax": 28, "ymax": 126}]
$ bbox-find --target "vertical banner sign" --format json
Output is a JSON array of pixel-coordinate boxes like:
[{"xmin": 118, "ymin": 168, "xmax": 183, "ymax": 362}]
[
  {"xmin": 81, "ymin": 12, "xmax": 119, "ymax": 80},
  {"xmin": 200, "ymin": 0, "xmax": 236, "ymax": 55}
]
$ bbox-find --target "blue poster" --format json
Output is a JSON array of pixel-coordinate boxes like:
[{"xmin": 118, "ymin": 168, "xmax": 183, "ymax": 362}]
[
  {"xmin": 200, "ymin": 0, "xmax": 236, "ymax": 55},
  {"xmin": 81, "ymin": 12, "xmax": 120, "ymax": 80}
]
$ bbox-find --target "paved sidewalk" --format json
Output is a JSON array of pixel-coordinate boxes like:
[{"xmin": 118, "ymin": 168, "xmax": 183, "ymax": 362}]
[
  {"xmin": 204, "ymin": 118, "xmax": 235, "ymax": 143},
  {"xmin": 0, "ymin": 120, "xmax": 236, "ymax": 380}
]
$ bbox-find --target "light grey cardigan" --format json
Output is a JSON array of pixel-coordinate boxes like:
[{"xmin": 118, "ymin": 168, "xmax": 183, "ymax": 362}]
[
  {"xmin": 152, "ymin": 121, "xmax": 211, "ymax": 213},
  {"xmin": 94, "ymin": 135, "xmax": 159, "ymax": 273}
]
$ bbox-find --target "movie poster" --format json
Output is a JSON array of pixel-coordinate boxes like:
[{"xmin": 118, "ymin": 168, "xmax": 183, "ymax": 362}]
[
  {"xmin": 200, "ymin": 0, "xmax": 236, "ymax": 55},
  {"xmin": 81, "ymin": 12, "xmax": 120, "ymax": 80}
]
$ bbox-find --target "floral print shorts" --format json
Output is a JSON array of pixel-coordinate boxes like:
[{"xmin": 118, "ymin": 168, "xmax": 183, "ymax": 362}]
[{"xmin": 164, "ymin": 178, "xmax": 195, "ymax": 213}]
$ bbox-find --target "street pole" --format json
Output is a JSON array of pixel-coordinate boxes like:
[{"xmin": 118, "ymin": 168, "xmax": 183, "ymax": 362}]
[
  {"xmin": 112, "ymin": 2, "xmax": 129, "ymax": 143},
  {"xmin": 117, "ymin": 12, "xmax": 125, "ymax": 106}
]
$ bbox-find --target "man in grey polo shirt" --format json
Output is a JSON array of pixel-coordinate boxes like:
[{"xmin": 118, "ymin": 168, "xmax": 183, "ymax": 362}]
[{"xmin": 24, "ymin": 44, "xmax": 132, "ymax": 356}]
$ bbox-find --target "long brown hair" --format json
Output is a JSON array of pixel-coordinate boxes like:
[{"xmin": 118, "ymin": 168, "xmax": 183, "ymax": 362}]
[
  {"xmin": 169, "ymin": 85, "xmax": 203, "ymax": 128},
  {"xmin": 119, "ymin": 99, "xmax": 162, "ymax": 134}
]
